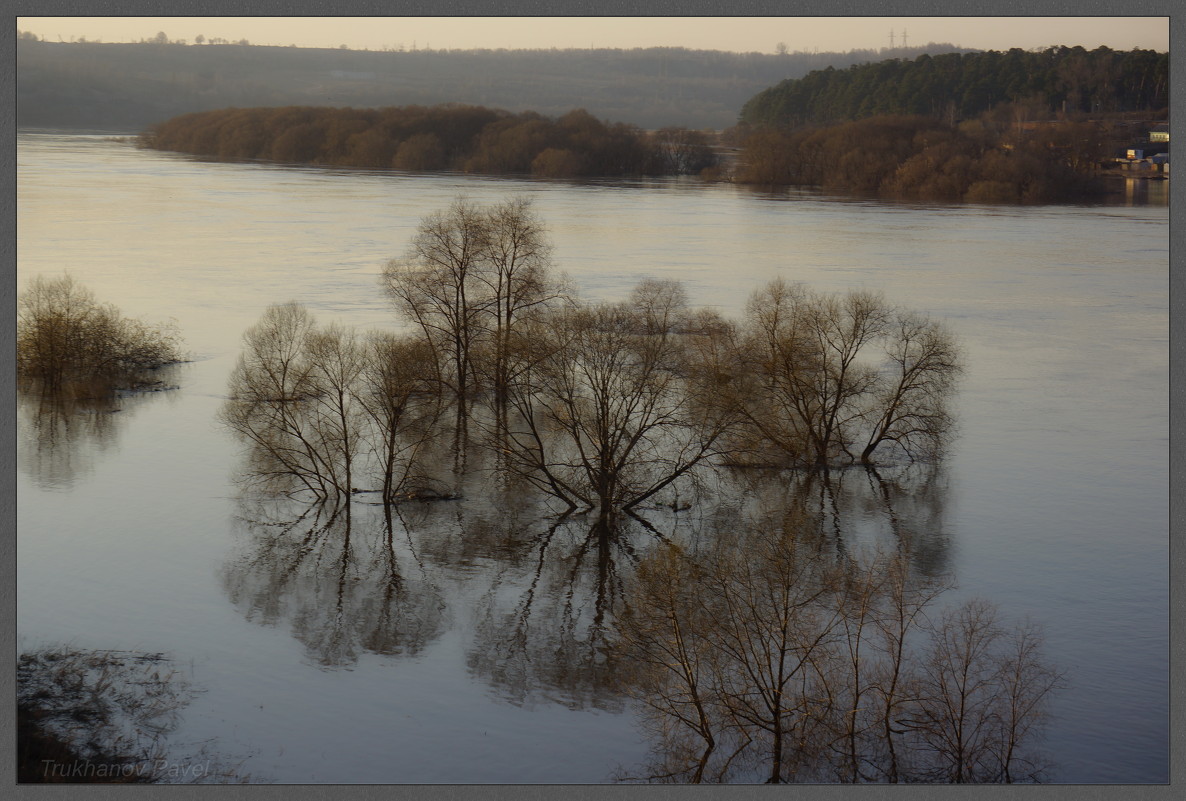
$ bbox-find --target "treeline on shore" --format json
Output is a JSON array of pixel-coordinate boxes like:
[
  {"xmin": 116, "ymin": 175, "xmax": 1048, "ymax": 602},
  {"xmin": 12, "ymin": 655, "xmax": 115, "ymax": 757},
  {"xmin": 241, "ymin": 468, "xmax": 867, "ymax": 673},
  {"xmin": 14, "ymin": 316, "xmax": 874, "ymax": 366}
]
[
  {"xmin": 740, "ymin": 46, "xmax": 1168, "ymax": 128},
  {"xmin": 735, "ymin": 111, "xmax": 1116, "ymax": 203},
  {"xmin": 136, "ymin": 44, "xmax": 1168, "ymax": 201},
  {"xmin": 729, "ymin": 45, "xmax": 1168, "ymax": 203},
  {"xmin": 140, "ymin": 104, "xmax": 719, "ymax": 177}
]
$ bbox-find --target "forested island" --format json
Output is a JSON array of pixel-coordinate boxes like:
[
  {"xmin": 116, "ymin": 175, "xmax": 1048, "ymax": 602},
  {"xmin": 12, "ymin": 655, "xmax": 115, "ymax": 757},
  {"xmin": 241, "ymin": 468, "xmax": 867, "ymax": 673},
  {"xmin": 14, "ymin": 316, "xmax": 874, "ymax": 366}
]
[{"xmin": 139, "ymin": 105, "xmax": 718, "ymax": 178}]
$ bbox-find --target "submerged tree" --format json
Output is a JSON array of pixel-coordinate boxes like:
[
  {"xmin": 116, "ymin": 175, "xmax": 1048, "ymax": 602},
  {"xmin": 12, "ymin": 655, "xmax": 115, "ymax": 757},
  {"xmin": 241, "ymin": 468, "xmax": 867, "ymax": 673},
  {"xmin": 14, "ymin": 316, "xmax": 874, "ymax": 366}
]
[
  {"xmin": 726, "ymin": 278, "xmax": 961, "ymax": 468},
  {"xmin": 356, "ymin": 331, "xmax": 446, "ymax": 501},
  {"xmin": 17, "ymin": 274, "xmax": 182, "ymax": 396},
  {"xmin": 381, "ymin": 196, "xmax": 568, "ymax": 423},
  {"xmin": 220, "ymin": 302, "xmax": 446, "ymax": 504},
  {"xmin": 220, "ymin": 302, "xmax": 331, "ymax": 499},
  {"xmin": 224, "ymin": 201, "xmax": 962, "ymax": 521},
  {"xmin": 499, "ymin": 280, "xmax": 732, "ymax": 522},
  {"xmin": 860, "ymin": 310, "xmax": 962, "ymax": 464},
  {"xmin": 903, "ymin": 600, "xmax": 1064, "ymax": 783},
  {"xmin": 476, "ymin": 196, "xmax": 569, "ymax": 410},
  {"xmin": 383, "ymin": 197, "xmax": 491, "ymax": 410}
]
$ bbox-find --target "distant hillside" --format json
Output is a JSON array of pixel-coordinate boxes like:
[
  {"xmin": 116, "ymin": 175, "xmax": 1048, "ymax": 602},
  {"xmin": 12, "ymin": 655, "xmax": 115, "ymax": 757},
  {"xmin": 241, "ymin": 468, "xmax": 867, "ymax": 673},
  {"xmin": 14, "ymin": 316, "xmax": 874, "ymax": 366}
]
[
  {"xmin": 739, "ymin": 46, "xmax": 1168, "ymax": 129},
  {"xmin": 16, "ymin": 37, "xmax": 973, "ymax": 132}
]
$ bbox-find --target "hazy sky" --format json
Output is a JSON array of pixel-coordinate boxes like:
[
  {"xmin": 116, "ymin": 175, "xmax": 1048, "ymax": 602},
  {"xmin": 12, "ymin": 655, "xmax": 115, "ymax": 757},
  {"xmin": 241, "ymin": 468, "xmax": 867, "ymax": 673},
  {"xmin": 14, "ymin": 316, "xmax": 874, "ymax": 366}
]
[{"xmin": 16, "ymin": 16, "xmax": 1170, "ymax": 54}]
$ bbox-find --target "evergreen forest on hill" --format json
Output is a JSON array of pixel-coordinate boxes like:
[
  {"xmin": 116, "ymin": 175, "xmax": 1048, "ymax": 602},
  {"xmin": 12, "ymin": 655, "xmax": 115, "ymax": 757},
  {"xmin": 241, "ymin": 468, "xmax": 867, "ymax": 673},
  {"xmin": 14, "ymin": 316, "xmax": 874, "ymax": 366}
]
[{"xmin": 739, "ymin": 46, "xmax": 1168, "ymax": 128}]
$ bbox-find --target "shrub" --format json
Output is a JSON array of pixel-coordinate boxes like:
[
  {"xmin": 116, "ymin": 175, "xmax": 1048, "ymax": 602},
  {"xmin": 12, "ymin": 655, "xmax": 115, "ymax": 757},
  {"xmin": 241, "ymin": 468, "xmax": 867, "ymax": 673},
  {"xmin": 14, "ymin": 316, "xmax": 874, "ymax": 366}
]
[{"xmin": 17, "ymin": 275, "xmax": 183, "ymax": 395}]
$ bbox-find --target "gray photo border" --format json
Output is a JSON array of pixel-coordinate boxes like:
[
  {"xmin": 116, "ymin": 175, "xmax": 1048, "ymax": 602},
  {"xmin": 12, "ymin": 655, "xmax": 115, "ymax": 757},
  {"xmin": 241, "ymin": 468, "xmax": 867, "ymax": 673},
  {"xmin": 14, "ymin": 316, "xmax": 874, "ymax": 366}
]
[{"xmin": 3, "ymin": 1, "xmax": 1180, "ymax": 799}]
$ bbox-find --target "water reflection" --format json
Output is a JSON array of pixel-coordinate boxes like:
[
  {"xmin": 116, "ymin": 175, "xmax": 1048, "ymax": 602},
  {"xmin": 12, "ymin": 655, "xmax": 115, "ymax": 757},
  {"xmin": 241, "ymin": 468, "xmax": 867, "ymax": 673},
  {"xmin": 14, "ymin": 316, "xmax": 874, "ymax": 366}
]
[
  {"xmin": 17, "ymin": 380, "xmax": 177, "ymax": 490},
  {"xmin": 1117, "ymin": 177, "xmax": 1169, "ymax": 207},
  {"xmin": 457, "ymin": 464, "xmax": 954, "ymax": 713},
  {"xmin": 718, "ymin": 464, "xmax": 952, "ymax": 577},
  {"xmin": 219, "ymin": 457, "xmax": 955, "ymax": 697},
  {"xmin": 466, "ymin": 517, "xmax": 658, "ymax": 711},
  {"xmin": 221, "ymin": 497, "xmax": 446, "ymax": 668},
  {"xmin": 210, "ymin": 425, "xmax": 1061, "ymax": 784},
  {"xmin": 615, "ymin": 487, "xmax": 1060, "ymax": 784}
]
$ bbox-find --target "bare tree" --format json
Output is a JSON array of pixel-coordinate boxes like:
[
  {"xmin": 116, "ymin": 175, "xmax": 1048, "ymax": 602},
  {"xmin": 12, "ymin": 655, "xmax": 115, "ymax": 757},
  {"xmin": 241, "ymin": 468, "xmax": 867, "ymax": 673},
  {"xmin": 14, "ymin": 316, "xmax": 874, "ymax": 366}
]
[
  {"xmin": 500, "ymin": 283, "xmax": 730, "ymax": 522},
  {"xmin": 729, "ymin": 279, "xmax": 959, "ymax": 468},
  {"xmin": 618, "ymin": 533, "xmax": 1063, "ymax": 784},
  {"xmin": 615, "ymin": 543, "xmax": 725, "ymax": 783},
  {"xmin": 222, "ymin": 303, "xmax": 453, "ymax": 504},
  {"xmin": 860, "ymin": 311, "xmax": 962, "ymax": 464},
  {"xmin": 989, "ymin": 619, "xmax": 1065, "ymax": 783},
  {"xmin": 727, "ymin": 278, "xmax": 815, "ymax": 464},
  {"xmin": 301, "ymin": 322, "xmax": 368, "ymax": 503},
  {"xmin": 220, "ymin": 302, "xmax": 334, "ymax": 500},
  {"xmin": 901, "ymin": 598, "xmax": 1064, "ymax": 783},
  {"xmin": 750, "ymin": 282, "xmax": 888, "ymax": 467},
  {"xmin": 908, "ymin": 599, "xmax": 1007, "ymax": 782},
  {"xmin": 473, "ymin": 197, "xmax": 570, "ymax": 423},
  {"xmin": 382, "ymin": 197, "xmax": 492, "ymax": 411},
  {"xmin": 356, "ymin": 331, "xmax": 445, "ymax": 501},
  {"xmin": 619, "ymin": 517, "xmax": 848, "ymax": 784},
  {"xmin": 705, "ymin": 523, "xmax": 847, "ymax": 783},
  {"xmin": 382, "ymin": 196, "xmax": 569, "ymax": 447},
  {"xmin": 863, "ymin": 550, "xmax": 953, "ymax": 783}
]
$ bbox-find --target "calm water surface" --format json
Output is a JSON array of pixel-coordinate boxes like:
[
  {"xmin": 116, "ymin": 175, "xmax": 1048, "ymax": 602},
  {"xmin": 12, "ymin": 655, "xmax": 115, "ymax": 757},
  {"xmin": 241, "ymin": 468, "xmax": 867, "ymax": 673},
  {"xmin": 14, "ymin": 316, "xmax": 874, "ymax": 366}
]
[{"xmin": 16, "ymin": 132, "xmax": 1168, "ymax": 783}]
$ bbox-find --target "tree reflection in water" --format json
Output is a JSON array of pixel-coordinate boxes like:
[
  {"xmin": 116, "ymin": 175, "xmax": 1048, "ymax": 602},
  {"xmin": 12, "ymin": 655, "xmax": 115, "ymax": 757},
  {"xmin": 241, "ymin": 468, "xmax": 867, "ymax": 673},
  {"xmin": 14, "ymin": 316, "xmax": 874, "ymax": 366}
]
[
  {"xmin": 726, "ymin": 465, "xmax": 953, "ymax": 579},
  {"xmin": 465, "ymin": 516, "xmax": 655, "ymax": 712},
  {"xmin": 218, "ymin": 416, "xmax": 1058, "ymax": 784},
  {"xmin": 455, "ymin": 464, "xmax": 955, "ymax": 716},
  {"xmin": 17, "ymin": 378, "xmax": 177, "ymax": 490},
  {"xmin": 614, "ymin": 480, "xmax": 1063, "ymax": 784},
  {"xmin": 221, "ymin": 496, "xmax": 446, "ymax": 668}
]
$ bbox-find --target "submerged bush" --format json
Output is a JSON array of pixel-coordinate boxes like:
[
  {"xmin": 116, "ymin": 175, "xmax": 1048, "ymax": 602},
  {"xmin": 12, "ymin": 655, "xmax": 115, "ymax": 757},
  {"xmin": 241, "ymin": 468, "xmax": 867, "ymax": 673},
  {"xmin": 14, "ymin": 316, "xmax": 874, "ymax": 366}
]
[
  {"xmin": 18, "ymin": 646, "xmax": 192, "ymax": 783},
  {"xmin": 18, "ymin": 646, "xmax": 246, "ymax": 783},
  {"xmin": 17, "ymin": 275, "xmax": 183, "ymax": 396}
]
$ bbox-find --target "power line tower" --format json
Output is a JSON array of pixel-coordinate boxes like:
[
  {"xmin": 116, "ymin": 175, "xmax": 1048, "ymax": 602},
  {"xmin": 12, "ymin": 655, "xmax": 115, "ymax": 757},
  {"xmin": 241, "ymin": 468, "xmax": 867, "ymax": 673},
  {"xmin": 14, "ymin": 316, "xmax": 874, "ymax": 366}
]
[
  {"xmin": 902, "ymin": 28, "xmax": 909, "ymax": 48},
  {"xmin": 888, "ymin": 29, "xmax": 895, "ymax": 49}
]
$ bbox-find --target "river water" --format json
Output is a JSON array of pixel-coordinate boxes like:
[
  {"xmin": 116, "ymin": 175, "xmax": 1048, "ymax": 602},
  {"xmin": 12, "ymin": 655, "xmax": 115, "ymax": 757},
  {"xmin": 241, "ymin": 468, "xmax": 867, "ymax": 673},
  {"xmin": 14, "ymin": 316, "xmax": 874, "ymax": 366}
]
[{"xmin": 15, "ymin": 131, "xmax": 1169, "ymax": 783}]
